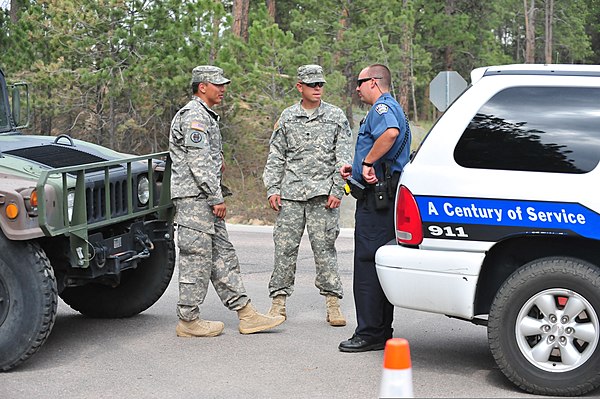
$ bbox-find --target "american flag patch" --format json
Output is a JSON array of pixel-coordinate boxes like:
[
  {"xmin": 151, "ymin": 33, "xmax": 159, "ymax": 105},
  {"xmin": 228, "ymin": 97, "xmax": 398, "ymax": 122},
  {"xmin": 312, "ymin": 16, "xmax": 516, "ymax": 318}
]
[{"xmin": 191, "ymin": 120, "xmax": 206, "ymax": 131}]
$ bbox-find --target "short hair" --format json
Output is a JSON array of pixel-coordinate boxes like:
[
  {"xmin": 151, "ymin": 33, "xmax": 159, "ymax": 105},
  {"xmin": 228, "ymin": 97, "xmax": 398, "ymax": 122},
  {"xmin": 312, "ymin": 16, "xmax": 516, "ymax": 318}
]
[
  {"xmin": 368, "ymin": 64, "xmax": 391, "ymax": 89},
  {"xmin": 191, "ymin": 81, "xmax": 201, "ymax": 94}
]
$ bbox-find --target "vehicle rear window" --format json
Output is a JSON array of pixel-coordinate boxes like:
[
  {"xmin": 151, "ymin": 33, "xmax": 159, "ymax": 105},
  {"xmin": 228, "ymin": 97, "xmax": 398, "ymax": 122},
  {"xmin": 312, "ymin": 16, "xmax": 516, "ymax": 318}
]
[{"xmin": 454, "ymin": 86, "xmax": 600, "ymax": 173}]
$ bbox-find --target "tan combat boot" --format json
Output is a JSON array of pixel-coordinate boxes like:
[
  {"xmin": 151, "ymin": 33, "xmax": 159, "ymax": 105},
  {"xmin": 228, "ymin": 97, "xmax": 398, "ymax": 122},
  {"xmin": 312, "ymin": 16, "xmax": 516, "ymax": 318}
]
[
  {"xmin": 326, "ymin": 295, "xmax": 346, "ymax": 327},
  {"xmin": 176, "ymin": 318, "xmax": 225, "ymax": 337},
  {"xmin": 268, "ymin": 295, "xmax": 287, "ymax": 319},
  {"xmin": 238, "ymin": 302, "xmax": 285, "ymax": 334}
]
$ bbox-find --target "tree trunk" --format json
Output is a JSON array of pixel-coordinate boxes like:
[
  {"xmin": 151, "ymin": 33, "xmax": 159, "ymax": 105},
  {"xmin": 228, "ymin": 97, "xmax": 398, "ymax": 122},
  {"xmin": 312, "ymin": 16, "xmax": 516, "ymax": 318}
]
[
  {"xmin": 544, "ymin": 0, "xmax": 553, "ymax": 64},
  {"xmin": 398, "ymin": 0, "xmax": 412, "ymax": 113},
  {"xmin": 336, "ymin": 2, "xmax": 354, "ymax": 129},
  {"xmin": 524, "ymin": 0, "xmax": 536, "ymax": 63},
  {"xmin": 232, "ymin": 0, "xmax": 250, "ymax": 42},
  {"xmin": 266, "ymin": 0, "xmax": 276, "ymax": 20},
  {"xmin": 210, "ymin": 1, "xmax": 221, "ymax": 63},
  {"xmin": 10, "ymin": 0, "xmax": 18, "ymax": 23},
  {"xmin": 443, "ymin": 0, "xmax": 455, "ymax": 69}
]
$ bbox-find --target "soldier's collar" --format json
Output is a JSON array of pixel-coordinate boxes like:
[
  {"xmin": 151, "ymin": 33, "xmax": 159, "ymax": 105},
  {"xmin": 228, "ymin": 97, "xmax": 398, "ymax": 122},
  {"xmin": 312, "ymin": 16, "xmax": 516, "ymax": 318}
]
[{"xmin": 194, "ymin": 96, "xmax": 220, "ymax": 121}]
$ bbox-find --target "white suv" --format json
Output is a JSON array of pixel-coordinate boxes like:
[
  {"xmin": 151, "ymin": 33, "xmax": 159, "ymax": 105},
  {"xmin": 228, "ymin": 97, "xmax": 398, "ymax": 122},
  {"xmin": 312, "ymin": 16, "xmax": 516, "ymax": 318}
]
[{"xmin": 375, "ymin": 64, "xmax": 600, "ymax": 396}]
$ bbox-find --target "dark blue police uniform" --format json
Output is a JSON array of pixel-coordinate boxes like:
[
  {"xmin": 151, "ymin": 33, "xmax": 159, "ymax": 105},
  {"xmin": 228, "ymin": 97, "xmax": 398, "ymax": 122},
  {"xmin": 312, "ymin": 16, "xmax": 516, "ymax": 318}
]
[{"xmin": 341, "ymin": 92, "xmax": 411, "ymax": 351}]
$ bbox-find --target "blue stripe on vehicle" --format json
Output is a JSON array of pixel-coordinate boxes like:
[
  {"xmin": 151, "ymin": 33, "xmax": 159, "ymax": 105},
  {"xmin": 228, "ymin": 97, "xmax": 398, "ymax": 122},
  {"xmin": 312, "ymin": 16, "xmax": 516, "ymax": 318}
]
[{"xmin": 416, "ymin": 196, "xmax": 600, "ymax": 240}]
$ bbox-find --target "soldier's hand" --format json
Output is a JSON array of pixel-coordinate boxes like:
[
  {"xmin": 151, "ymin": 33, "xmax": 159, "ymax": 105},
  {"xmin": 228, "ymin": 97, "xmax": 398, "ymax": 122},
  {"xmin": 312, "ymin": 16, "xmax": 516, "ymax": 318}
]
[
  {"xmin": 212, "ymin": 203, "xmax": 227, "ymax": 219},
  {"xmin": 326, "ymin": 195, "xmax": 341, "ymax": 209},
  {"xmin": 268, "ymin": 194, "xmax": 282, "ymax": 211},
  {"xmin": 340, "ymin": 164, "xmax": 352, "ymax": 180}
]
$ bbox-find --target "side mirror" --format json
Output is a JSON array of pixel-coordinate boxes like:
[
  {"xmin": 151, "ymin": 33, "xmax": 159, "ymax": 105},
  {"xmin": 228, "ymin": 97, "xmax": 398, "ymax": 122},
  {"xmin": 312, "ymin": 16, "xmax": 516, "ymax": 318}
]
[
  {"xmin": 10, "ymin": 82, "xmax": 29, "ymax": 129},
  {"xmin": 12, "ymin": 86, "xmax": 20, "ymax": 125}
]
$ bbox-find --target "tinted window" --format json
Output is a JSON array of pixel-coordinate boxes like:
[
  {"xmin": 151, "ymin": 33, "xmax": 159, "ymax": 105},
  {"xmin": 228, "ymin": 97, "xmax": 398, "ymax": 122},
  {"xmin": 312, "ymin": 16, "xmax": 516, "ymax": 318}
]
[{"xmin": 454, "ymin": 87, "xmax": 600, "ymax": 173}]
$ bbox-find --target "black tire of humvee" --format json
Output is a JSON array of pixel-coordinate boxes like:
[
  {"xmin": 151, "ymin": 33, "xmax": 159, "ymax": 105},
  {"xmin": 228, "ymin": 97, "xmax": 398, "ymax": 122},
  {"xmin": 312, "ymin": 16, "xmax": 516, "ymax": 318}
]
[
  {"xmin": 59, "ymin": 236, "xmax": 175, "ymax": 318},
  {"xmin": 0, "ymin": 233, "xmax": 58, "ymax": 371}
]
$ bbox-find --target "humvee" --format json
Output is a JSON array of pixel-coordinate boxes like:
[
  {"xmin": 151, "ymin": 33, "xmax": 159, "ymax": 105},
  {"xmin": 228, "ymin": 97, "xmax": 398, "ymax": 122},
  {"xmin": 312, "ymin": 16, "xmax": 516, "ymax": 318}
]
[{"xmin": 0, "ymin": 67, "xmax": 175, "ymax": 370}]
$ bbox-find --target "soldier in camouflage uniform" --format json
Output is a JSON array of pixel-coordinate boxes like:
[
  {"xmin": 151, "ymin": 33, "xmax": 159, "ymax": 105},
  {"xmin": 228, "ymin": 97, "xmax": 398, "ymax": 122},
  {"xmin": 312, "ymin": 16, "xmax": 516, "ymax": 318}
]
[
  {"xmin": 170, "ymin": 65, "xmax": 285, "ymax": 337},
  {"xmin": 263, "ymin": 64, "xmax": 353, "ymax": 326}
]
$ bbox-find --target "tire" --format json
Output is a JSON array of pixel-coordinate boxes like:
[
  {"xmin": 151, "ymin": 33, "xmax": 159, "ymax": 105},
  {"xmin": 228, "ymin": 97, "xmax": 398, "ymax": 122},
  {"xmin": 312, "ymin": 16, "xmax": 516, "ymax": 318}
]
[
  {"xmin": 60, "ymin": 236, "xmax": 175, "ymax": 318},
  {"xmin": 488, "ymin": 256, "xmax": 600, "ymax": 396},
  {"xmin": 0, "ymin": 234, "xmax": 57, "ymax": 371}
]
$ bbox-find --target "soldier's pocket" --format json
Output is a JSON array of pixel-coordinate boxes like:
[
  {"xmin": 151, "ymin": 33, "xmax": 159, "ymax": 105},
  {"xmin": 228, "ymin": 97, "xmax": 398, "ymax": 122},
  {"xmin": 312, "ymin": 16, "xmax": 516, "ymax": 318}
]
[
  {"xmin": 325, "ymin": 208, "xmax": 340, "ymax": 243},
  {"xmin": 177, "ymin": 226, "xmax": 209, "ymax": 255}
]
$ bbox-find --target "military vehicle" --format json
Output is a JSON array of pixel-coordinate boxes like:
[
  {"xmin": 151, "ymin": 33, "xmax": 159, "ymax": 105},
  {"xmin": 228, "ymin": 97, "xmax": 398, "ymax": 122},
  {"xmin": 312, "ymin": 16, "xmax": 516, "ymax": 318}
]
[{"xmin": 0, "ymin": 67, "xmax": 175, "ymax": 370}]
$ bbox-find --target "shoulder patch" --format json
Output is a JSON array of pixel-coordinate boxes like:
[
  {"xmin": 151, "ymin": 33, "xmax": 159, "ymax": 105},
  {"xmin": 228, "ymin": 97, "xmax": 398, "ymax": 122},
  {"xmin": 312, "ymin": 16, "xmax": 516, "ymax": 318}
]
[
  {"xmin": 189, "ymin": 131, "xmax": 204, "ymax": 144},
  {"xmin": 191, "ymin": 120, "xmax": 207, "ymax": 131},
  {"xmin": 184, "ymin": 129, "xmax": 207, "ymax": 148},
  {"xmin": 375, "ymin": 104, "xmax": 389, "ymax": 115}
]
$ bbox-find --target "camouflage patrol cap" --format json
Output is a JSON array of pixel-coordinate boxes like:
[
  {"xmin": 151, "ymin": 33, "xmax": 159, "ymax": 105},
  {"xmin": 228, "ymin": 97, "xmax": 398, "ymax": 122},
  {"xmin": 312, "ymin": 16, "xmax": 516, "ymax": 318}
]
[
  {"xmin": 297, "ymin": 64, "xmax": 326, "ymax": 84},
  {"xmin": 191, "ymin": 65, "xmax": 231, "ymax": 85}
]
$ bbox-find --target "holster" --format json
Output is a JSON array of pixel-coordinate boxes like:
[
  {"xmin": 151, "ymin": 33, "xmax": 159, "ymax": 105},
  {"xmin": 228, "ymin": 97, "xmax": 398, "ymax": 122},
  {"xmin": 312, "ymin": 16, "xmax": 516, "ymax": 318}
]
[
  {"xmin": 372, "ymin": 161, "xmax": 399, "ymax": 210},
  {"xmin": 347, "ymin": 176, "xmax": 366, "ymax": 200}
]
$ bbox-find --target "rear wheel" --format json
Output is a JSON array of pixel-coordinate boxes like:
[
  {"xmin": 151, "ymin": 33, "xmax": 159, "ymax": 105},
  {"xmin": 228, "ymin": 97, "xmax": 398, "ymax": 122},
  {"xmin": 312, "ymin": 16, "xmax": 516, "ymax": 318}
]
[
  {"xmin": 60, "ymin": 236, "xmax": 175, "ymax": 318},
  {"xmin": 488, "ymin": 256, "xmax": 600, "ymax": 396},
  {"xmin": 0, "ymin": 234, "xmax": 57, "ymax": 371}
]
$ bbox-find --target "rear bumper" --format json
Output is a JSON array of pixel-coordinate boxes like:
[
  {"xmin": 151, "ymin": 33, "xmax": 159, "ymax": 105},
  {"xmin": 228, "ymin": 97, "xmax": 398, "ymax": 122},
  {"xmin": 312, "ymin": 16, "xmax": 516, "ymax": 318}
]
[{"xmin": 375, "ymin": 243, "xmax": 486, "ymax": 319}]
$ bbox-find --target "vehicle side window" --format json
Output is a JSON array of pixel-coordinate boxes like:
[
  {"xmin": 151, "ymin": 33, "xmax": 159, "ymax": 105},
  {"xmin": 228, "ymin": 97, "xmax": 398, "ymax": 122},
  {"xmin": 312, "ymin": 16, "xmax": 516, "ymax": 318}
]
[{"xmin": 454, "ymin": 86, "xmax": 600, "ymax": 173}]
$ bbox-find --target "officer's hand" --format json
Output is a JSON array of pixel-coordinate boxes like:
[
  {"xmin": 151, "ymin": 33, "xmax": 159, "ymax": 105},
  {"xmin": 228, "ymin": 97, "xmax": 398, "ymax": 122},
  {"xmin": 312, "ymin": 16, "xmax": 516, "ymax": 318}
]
[
  {"xmin": 362, "ymin": 165, "xmax": 378, "ymax": 184},
  {"xmin": 268, "ymin": 194, "xmax": 282, "ymax": 211},
  {"xmin": 326, "ymin": 195, "xmax": 341, "ymax": 209},
  {"xmin": 212, "ymin": 203, "xmax": 227, "ymax": 219},
  {"xmin": 340, "ymin": 164, "xmax": 352, "ymax": 180}
]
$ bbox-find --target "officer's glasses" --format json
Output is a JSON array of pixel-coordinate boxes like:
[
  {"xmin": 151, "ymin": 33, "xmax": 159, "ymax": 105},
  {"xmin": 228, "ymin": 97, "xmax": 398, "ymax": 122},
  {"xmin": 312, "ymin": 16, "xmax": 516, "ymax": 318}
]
[
  {"xmin": 357, "ymin": 77, "xmax": 382, "ymax": 87},
  {"xmin": 303, "ymin": 82, "xmax": 325, "ymax": 88}
]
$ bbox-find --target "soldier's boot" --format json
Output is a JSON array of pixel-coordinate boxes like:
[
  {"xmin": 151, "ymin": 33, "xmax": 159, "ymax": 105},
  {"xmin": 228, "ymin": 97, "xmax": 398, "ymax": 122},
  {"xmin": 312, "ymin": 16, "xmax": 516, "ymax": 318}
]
[
  {"xmin": 176, "ymin": 318, "xmax": 225, "ymax": 337},
  {"xmin": 268, "ymin": 295, "xmax": 287, "ymax": 319},
  {"xmin": 326, "ymin": 295, "xmax": 346, "ymax": 327},
  {"xmin": 238, "ymin": 302, "xmax": 285, "ymax": 334}
]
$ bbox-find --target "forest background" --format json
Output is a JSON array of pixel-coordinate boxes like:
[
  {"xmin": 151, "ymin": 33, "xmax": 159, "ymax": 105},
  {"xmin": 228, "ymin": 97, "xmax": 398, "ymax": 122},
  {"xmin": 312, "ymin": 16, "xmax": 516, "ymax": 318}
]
[{"xmin": 1, "ymin": 0, "xmax": 600, "ymax": 223}]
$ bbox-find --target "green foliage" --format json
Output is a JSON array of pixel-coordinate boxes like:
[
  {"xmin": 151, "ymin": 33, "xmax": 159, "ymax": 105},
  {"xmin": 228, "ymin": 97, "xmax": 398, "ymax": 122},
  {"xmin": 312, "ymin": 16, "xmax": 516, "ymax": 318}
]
[{"xmin": 2, "ymin": 0, "xmax": 600, "ymax": 222}]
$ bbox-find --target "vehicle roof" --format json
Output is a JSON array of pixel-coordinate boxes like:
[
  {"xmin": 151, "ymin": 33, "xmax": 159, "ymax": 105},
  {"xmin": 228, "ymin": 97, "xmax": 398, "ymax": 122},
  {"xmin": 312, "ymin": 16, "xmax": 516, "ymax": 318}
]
[{"xmin": 470, "ymin": 63, "xmax": 600, "ymax": 85}]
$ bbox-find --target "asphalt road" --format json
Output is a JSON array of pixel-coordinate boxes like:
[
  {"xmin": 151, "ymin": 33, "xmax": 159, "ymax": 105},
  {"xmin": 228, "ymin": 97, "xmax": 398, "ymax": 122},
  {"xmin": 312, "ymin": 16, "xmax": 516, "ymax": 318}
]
[{"xmin": 0, "ymin": 225, "xmax": 577, "ymax": 398}]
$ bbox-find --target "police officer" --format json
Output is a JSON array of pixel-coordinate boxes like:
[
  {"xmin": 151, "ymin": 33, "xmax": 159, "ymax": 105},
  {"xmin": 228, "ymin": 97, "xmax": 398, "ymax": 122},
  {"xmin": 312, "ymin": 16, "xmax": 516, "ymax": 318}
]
[
  {"xmin": 338, "ymin": 64, "xmax": 411, "ymax": 352},
  {"xmin": 169, "ymin": 65, "xmax": 285, "ymax": 337},
  {"xmin": 263, "ymin": 64, "xmax": 353, "ymax": 326}
]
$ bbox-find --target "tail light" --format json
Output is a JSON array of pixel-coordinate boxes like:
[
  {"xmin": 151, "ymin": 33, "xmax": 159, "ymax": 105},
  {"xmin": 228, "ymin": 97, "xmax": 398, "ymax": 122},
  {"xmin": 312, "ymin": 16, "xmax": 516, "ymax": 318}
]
[{"xmin": 395, "ymin": 186, "xmax": 423, "ymax": 245}]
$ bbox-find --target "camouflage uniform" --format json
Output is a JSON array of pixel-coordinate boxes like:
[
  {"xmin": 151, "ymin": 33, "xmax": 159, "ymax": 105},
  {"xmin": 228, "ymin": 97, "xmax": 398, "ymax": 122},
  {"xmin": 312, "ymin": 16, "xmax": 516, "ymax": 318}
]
[
  {"xmin": 170, "ymin": 66, "xmax": 248, "ymax": 322},
  {"xmin": 263, "ymin": 65, "xmax": 353, "ymax": 299}
]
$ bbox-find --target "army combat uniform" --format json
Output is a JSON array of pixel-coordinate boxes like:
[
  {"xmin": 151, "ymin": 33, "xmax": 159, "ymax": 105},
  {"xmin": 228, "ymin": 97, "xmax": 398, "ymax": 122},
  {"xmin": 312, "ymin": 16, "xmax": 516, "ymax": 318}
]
[
  {"xmin": 171, "ymin": 65, "xmax": 284, "ymax": 337},
  {"xmin": 263, "ymin": 82, "xmax": 353, "ymax": 301},
  {"xmin": 170, "ymin": 94, "xmax": 250, "ymax": 322}
]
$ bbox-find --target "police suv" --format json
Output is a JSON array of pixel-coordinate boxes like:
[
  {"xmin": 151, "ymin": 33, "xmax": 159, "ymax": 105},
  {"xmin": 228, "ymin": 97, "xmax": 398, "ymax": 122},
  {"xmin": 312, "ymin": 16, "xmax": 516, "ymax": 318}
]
[{"xmin": 375, "ymin": 64, "xmax": 600, "ymax": 396}]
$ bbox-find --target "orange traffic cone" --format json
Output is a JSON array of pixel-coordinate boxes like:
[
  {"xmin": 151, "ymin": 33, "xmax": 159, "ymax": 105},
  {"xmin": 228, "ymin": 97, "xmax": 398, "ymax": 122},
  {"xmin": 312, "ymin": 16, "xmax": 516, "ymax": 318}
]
[{"xmin": 379, "ymin": 338, "xmax": 414, "ymax": 398}]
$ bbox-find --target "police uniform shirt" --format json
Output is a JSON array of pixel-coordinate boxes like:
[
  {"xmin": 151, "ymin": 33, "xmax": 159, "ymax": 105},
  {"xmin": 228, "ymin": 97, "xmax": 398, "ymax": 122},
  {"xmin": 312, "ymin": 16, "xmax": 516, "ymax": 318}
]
[{"xmin": 351, "ymin": 93, "xmax": 410, "ymax": 183}]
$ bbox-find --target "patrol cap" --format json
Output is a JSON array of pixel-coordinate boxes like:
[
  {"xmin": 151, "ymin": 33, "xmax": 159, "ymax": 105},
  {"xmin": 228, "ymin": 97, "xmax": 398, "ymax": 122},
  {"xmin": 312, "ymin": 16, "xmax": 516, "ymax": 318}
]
[
  {"xmin": 191, "ymin": 65, "xmax": 231, "ymax": 85},
  {"xmin": 297, "ymin": 64, "xmax": 326, "ymax": 84}
]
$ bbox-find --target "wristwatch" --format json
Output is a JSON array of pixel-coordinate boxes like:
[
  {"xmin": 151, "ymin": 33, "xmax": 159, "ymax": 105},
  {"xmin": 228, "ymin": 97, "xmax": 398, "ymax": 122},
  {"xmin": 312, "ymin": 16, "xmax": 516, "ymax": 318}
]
[{"xmin": 361, "ymin": 159, "xmax": 374, "ymax": 167}]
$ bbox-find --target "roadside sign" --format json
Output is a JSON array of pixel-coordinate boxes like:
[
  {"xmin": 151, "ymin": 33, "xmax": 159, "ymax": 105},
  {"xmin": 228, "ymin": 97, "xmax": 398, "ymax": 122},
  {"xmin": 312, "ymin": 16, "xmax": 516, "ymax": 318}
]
[{"xmin": 429, "ymin": 71, "xmax": 467, "ymax": 112}]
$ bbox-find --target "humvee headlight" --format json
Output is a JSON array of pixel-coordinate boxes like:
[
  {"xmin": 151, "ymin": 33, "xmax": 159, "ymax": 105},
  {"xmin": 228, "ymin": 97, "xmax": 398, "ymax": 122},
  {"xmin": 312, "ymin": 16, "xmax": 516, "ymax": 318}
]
[
  {"xmin": 30, "ymin": 190, "xmax": 38, "ymax": 207},
  {"xmin": 137, "ymin": 176, "xmax": 150, "ymax": 205},
  {"xmin": 5, "ymin": 203, "xmax": 19, "ymax": 219},
  {"xmin": 67, "ymin": 191, "xmax": 75, "ymax": 222}
]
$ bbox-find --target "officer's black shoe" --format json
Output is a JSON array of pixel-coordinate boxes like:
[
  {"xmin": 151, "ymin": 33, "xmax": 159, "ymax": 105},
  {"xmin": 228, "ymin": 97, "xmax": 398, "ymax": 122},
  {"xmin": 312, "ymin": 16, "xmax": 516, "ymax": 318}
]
[{"xmin": 338, "ymin": 335, "xmax": 386, "ymax": 353}]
